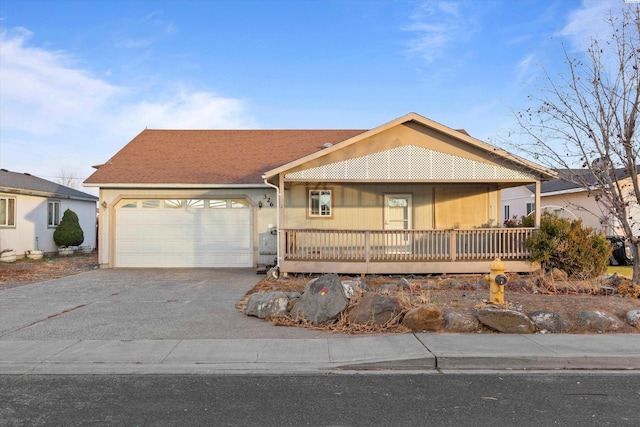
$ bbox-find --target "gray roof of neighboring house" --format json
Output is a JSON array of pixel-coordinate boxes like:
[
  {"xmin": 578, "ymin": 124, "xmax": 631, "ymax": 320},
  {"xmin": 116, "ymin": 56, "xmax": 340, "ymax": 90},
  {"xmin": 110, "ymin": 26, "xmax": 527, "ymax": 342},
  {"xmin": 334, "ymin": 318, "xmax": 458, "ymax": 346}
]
[
  {"xmin": 0, "ymin": 169, "xmax": 98, "ymax": 202},
  {"xmin": 527, "ymin": 167, "xmax": 639, "ymax": 194}
]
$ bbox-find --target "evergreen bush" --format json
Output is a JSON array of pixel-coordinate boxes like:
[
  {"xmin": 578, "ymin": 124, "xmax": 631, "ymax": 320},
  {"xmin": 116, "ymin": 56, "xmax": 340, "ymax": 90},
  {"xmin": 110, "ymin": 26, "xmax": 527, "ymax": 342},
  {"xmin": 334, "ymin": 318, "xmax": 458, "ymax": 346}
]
[
  {"xmin": 53, "ymin": 209, "xmax": 84, "ymax": 247},
  {"xmin": 524, "ymin": 212, "xmax": 611, "ymax": 279}
]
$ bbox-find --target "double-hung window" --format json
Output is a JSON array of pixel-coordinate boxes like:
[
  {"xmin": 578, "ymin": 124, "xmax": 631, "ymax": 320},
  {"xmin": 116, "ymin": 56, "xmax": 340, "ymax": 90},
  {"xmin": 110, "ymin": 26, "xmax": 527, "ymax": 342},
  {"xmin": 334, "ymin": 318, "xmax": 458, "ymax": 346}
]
[
  {"xmin": 526, "ymin": 202, "xmax": 535, "ymax": 216},
  {"xmin": 0, "ymin": 197, "xmax": 16, "ymax": 227},
  {"xmin": 309, "ymin": 189, "xmax": 332, "ymax": 217},
  {"xmin": 48, "ymin": 200, "xmax": 61, "ymax": 227}
]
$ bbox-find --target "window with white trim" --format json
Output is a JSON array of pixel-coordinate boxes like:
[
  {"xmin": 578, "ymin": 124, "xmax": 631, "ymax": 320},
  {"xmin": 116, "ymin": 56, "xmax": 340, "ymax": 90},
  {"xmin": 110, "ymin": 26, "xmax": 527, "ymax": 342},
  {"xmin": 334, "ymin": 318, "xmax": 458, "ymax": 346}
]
[
  {"xmin": 309, "ymin": 190, "xmax": 332, "ymax": 217},
  {"xmin": 142, "ymin": 200, "xmax": 160, "ymax": 209},
  {"xmin": 526, "ymin": 202, "xmax": 535, "ymax": 216},
  {"xmin": 231, "ymin": 199, "xmax": 249, "ymax": 209},
  {"xmin": 186, "ymin": 199, "xmax": 205, "ymax": 209},
  {"xmin": 209, "ymin": 199, "xmax": 227, "ymax": 209},
  {"xmin": 48, "ymin": 200, "xmax": 61, "ymax": 227},
  {"xmin": 503, "ymin": 204, "xmax": 510, "ymax": 222},
  {"xmin": 0, "ymin": 197, "xmax": 16, "ymax": 227}
]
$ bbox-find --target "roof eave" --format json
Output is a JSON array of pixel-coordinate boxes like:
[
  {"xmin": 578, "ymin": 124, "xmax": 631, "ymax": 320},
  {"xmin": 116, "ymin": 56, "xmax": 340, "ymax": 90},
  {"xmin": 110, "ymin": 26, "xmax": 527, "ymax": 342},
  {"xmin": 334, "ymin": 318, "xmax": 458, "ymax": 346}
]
[
  {"xmin": 543, "ymin": 185, "xmax": 602, "ymax": 197},
  {"xmin": 83, "ymin": 183, "xmax": 270, "ymax": 189},
  {"xmin": 0, "ymin": 186, "xmax": 98, "ymax": 202}
]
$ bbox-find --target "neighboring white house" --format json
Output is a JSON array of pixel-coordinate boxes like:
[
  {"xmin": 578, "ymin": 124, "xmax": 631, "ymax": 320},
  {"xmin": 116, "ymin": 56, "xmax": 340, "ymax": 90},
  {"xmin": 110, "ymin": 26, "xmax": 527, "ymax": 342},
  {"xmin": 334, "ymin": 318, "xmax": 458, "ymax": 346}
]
[
  {"xmin": 0, "ymin": 169, "xmax": 99, "ymax": 256},
  {"xmin": 502, "ymin": 168, "xmax": 640, "ymax": 237}
]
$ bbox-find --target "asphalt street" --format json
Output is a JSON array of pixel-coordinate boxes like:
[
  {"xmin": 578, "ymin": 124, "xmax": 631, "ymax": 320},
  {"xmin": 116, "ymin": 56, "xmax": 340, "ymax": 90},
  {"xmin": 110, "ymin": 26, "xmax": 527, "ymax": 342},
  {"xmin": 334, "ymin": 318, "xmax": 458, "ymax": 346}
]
[{"xmin": 2, "ymin": 373, "xmax": 639, "ymax": 426}]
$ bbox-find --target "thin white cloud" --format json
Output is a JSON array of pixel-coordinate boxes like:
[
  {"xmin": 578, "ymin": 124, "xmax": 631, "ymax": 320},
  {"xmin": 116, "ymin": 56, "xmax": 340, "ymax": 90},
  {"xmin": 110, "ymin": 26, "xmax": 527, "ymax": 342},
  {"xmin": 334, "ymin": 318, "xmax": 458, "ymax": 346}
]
[
  {"xmin": 144, "ymin": 9, "xmax": 176, "ymax": 34},
  {"xmin": 114, "ymin": 9, "xmax": 176, "ymax": 50},
  {"xmin": 0, "ymin": 26, "xmax": 255, "ymax": 185},
  {"xmin": 515, "ymin": 53, "xmax": 537, "ymax": 85},
  {"xmin": 403, "ymin": 1, "xmax": 476, "ymax": 62},
  {"xmin": 560, "ymin": 0, "xmax": 623, "ymax": 50},
  {"xmin": 116, "ymin": 87, "xmax": 254, "ymax": 132},
  {"xmin": 117, "ymin": 38, "xmax": 152, "ymax": 49},
  {"xmin": 0, "ymin": 27, "xmax": 120, "ymax": 135}
]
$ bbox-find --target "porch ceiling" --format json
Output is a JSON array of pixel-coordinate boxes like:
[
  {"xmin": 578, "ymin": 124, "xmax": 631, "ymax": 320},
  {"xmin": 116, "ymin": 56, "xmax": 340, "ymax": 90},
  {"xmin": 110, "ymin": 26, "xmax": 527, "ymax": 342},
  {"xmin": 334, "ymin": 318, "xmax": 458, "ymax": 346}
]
[{"xmin": 284, "ymin": 145, "xmax": 537, "ymax": 181}]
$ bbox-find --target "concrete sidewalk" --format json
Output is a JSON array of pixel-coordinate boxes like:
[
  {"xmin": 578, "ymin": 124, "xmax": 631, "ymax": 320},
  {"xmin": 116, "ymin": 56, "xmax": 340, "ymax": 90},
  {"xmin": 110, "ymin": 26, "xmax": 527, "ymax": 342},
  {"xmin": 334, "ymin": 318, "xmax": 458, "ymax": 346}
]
[
  {"xmin": 2, "ymin": 334, "xmax": 639, "ymax": 375},
  {"xmin": 2, "ymin": 269, "xmax": 639, "ymax": 375}
]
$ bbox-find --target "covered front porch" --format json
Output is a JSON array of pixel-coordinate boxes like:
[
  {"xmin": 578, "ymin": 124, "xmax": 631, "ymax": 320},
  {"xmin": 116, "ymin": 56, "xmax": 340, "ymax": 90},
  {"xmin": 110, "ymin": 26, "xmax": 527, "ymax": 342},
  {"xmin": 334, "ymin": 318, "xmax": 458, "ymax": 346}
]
[
  {"xmin": 280, "ymin": 227, "xmax": 536, "ymax": 274},
  {"xmin": 262, "ymin": 113, "xmax": 556, "ymax": 276}
]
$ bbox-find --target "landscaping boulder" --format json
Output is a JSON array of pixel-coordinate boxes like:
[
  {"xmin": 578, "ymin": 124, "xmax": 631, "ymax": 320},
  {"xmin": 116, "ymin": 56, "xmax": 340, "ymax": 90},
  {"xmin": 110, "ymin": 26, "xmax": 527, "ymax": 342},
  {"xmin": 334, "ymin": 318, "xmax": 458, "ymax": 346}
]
[
  {"xmin": 528, "ymin": 310, "xmax": 572, "ymax": 333},
  {"xmin": 402, "ymin": 304, "xmax": 443, "ymax": 332},
  {"xmin": 347, "ymin": 293, "xmax": 398, "ymax": 326},
  {"xmin": 290, "ymin": 274, "xmax": 349, "ymax": 325},
  {"xmin": 598, "ymin": 273, "xmax": 623, "ymax": 288},
  {"xmin": 626, "ymin": 310, "xmax": 640, "ymax": 328},
  {"xmin": 477, "ymin": 308, "xmax": 536, "ymax": 334},
  {"xmin": 443, "ymin": 313, "xmax": 479, "ymax": 332},
  {"xmin": 397, "ymin": 277, "xmax": 412, "ymax": 290},
  {"xmin": 577, "ymin": 311, "xmax": 623, "ymax": 332},
  {"xmin": 246, "ymin": 292, "xmax": 289, "ymax": 319},
  {"xmin": 342, "ymin": 278, "xmax": 373, "ymax": 294},
  {"xmin": 288, "ymin": 291, "xmax": 302, "ymax": 300}
]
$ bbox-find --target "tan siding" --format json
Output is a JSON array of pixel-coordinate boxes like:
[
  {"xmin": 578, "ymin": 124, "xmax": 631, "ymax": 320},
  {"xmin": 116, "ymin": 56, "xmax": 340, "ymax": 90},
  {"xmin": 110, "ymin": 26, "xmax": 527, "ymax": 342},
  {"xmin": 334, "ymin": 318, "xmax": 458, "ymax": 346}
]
[
  {"xmin": 434, "ymin": 185, "xmax": 493, "ymax": 228},
  {"xmin": 489, "ymin": 187, "xmax": 500, "ymax": 227},
  {"xmin": 285, "ymin": 183, "xmax": 433, "ymax": 230}
]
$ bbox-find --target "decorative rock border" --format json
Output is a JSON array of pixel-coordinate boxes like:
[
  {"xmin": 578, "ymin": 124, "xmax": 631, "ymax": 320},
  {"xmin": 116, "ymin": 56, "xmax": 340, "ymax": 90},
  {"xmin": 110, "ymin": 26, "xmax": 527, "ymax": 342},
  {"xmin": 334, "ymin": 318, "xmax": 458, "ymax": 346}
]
[{"xmin": 242, "ymin": 274, "xmax": 640, "ymax": 334}]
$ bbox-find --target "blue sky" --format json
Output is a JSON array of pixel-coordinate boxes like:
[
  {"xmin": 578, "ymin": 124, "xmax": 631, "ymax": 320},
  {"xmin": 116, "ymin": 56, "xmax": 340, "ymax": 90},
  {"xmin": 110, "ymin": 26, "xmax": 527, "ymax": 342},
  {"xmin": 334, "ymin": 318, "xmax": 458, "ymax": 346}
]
[{"xmin": 0, "ymin": 0, "xmax": 623, "ymax": 192}]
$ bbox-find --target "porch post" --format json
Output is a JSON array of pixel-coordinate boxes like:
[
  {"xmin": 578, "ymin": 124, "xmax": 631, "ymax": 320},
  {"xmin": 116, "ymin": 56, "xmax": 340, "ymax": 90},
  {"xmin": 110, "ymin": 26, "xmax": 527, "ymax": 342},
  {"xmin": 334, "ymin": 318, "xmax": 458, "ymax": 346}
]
[
  {"xmin": 534, "ymin": 181, "xmax": 541, "ymax": 227},
  {"xmin": 278, "ymin": 174, "xmax": 286, "ymax": 269}
]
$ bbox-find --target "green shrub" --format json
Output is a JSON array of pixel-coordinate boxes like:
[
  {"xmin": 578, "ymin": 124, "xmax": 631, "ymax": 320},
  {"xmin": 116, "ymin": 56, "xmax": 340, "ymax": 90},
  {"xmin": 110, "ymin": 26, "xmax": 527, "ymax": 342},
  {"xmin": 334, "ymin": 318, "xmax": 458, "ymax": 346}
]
[
  {"xmin": 520, "ymin": 214, "xmax": 535, "ymax": 228},
  {"xmin": 524, "ymin": 212, "xmax": 611, "ymax": 279},
  {"xmin": 53, "ymin": 209, "xmax": 84, "ymax": 247},
  {"xmin": 503, "ymin": 214, "xmax": 535, "ymax": 228}
]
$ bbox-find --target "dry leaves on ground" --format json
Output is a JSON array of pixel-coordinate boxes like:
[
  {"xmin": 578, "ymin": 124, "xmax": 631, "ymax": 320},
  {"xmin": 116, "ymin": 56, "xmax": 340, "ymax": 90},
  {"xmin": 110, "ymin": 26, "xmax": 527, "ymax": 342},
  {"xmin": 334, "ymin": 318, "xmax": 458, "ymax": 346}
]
[
  {"xmin": 0, "ymin": 253, "xmax": 99, "ymax": 289},
  {"xmin": 237, "ymin": 273, "xmax": 640, "ymax": 334}
]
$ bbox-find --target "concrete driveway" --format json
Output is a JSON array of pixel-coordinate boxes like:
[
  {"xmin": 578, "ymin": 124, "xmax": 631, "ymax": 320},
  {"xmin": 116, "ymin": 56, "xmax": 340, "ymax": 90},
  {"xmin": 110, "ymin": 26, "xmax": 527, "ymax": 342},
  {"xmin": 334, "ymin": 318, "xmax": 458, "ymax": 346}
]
[{"xmin": 0, "ymin": 269, "xmax": 329, "ymax": 340}]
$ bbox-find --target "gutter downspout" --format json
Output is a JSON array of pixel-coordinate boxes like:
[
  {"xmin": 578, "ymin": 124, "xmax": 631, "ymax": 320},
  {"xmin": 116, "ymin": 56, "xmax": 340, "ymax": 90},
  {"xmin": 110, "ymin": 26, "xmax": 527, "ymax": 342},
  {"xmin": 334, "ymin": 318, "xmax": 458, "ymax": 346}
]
[{"xmin": 263, "ymin": 175, "xmax": 280, "ymax": 270}]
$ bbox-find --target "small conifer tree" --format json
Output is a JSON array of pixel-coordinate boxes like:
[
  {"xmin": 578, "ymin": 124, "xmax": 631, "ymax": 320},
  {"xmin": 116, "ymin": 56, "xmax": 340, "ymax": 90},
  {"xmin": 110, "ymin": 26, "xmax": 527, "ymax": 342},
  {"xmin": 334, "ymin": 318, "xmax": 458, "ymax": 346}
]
[{"xmin": 53, "ymin": 209, "xmax": 84, "ymax": 247}]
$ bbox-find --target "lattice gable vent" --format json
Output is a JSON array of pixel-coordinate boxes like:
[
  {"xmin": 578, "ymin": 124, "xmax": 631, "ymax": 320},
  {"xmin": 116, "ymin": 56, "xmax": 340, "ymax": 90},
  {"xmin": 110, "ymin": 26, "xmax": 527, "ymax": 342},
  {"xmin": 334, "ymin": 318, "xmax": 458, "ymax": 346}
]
[{"xmin": 285, "ymin": 145, "xmax": 536, "ymax": 180}]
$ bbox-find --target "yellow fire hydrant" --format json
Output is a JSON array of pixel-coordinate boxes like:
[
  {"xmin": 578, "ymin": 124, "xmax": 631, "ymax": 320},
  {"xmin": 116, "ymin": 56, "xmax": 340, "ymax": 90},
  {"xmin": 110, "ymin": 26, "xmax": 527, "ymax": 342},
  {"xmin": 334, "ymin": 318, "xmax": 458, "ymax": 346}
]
[{"xmin": 487, "ymin": 258, "xmax": 508, "ymax": 304}]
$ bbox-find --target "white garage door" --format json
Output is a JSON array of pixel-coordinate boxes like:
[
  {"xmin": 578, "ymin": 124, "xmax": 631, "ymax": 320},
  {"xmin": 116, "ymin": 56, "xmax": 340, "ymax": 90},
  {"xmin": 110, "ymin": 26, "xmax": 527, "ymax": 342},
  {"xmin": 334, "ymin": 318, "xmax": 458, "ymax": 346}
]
[{"xmin": 115, "ymin": 198, "xmax": 252, "ymax": 268}]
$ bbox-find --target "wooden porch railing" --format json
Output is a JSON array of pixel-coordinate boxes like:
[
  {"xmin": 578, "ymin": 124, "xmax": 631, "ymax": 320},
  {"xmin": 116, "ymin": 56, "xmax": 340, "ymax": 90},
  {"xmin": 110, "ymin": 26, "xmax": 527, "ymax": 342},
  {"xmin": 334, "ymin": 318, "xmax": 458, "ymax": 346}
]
[{"xmin": 283, "ymin": 228, "xmax": 535, "ymax": 262}]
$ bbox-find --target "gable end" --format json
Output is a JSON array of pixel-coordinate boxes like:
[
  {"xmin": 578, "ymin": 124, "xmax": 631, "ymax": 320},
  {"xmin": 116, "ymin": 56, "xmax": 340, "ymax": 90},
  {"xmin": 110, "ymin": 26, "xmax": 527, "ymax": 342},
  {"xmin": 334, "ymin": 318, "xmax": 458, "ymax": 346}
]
[{"xmin": 285, "ymin": 145, "xmax": 537, "ymax": 181}]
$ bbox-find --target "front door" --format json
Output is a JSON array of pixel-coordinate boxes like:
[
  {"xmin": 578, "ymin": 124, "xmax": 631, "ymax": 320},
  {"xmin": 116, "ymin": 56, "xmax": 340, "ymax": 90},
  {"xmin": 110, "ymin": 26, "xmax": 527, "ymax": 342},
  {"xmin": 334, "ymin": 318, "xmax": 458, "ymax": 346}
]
[{"xmin": 384, "ymin": 194, "xmax": 412, "ymax": 253}]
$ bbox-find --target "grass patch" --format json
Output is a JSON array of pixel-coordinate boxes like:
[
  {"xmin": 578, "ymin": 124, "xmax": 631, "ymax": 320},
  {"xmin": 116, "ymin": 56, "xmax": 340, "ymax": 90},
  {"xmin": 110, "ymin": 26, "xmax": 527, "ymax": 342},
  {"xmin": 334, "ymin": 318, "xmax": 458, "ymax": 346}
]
[{"xmin": 607, "ymin": 265, "xmax": 633, "ymax": 278}]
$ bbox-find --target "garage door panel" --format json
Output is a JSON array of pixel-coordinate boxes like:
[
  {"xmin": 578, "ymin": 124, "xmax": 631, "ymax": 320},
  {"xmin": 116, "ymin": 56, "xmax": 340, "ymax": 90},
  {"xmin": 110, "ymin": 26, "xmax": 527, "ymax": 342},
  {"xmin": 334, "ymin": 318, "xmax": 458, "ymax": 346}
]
[{"xmin": 115, "ymin": 199, "xmax": 252, "ymax": 268}]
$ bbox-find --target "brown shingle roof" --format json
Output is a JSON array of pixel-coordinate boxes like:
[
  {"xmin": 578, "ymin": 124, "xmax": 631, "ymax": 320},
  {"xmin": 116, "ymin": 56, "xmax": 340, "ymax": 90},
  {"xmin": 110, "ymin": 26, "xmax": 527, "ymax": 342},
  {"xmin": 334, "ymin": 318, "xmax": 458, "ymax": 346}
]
[{"xmin": 84, "ymin": 129, "xmax": 366, "ymax": 185}]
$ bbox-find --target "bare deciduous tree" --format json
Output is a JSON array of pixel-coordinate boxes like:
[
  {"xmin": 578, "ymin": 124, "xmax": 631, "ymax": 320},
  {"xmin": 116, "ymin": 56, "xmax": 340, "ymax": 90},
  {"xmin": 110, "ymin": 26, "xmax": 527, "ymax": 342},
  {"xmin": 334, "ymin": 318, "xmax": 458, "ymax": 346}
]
[
  {"xmin": 57, "ymin": 168, "xmax": 81, "ymax": 189},
  {"xmin": 512, "ymin": 5, "xmax": 640, "ymax": 284}
]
